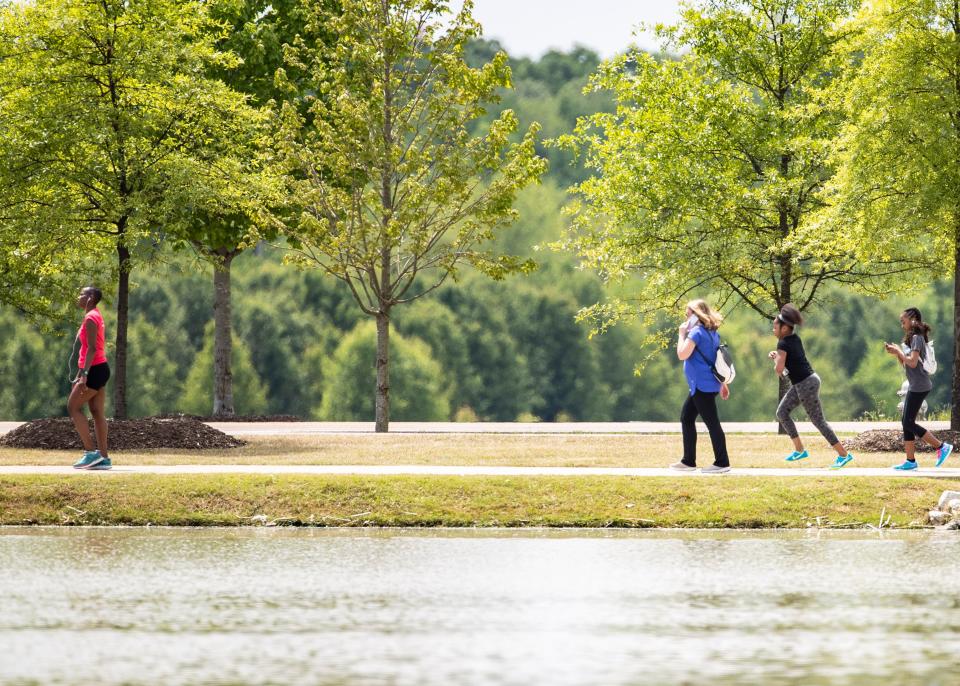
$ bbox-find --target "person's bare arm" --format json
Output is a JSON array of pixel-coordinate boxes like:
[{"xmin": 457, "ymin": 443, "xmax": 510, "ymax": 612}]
[
  {"xmin": 885, "ymin": 343, "xmax": 919, "ymax": 368},
  {"xmin": 772, "ymin": 350, "xmax": 786, "ymax": 376}
]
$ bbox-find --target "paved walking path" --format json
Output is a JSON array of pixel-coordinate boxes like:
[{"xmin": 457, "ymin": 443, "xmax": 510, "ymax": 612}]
[
  {"xmin": 206, "ymin": 421, "xmax": 949, "ymax": 435},
  {"xmin": 2, "ymin": 465, "xmax": 959, "ymax": 478},
  {"xmin": 0, "ymin": 420, "xmax": 942, "ymax": 437}
]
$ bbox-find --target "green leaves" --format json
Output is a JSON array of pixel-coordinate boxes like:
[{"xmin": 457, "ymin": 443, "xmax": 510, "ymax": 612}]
[
  {"xmin": 556, "ymin": 0, "xmax": 910, "ymax": 338},
  {"xmin": 277, "ymin": 0, "xmax": 546, "ymax": 314},
  {"xmin": 0, "ymin": 0, "xmax": 267, "ymax": 270},
  {"xmin": 824, "ymin": 0, "xmax": 960, "ymax": 270}
]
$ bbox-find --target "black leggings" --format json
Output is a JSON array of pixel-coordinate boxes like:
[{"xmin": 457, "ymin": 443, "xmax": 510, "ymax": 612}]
[
  {"xmin": 681, "ymin": 390, "xmax": 729, "ymax": 468},
  {"xmin": 902, "ymin": 390, "xmax": 929, "ymax": 442}
]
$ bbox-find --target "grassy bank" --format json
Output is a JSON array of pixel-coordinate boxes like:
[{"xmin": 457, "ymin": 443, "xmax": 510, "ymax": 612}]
[
  {"xmin": 0, "ymin": 434, "xmax": 949, "ymax": 468},
  {"xmin": 0, "ymin": 474, "xmax": 954, "ymax": 528}
]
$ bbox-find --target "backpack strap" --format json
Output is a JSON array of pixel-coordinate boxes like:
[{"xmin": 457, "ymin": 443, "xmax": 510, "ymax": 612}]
[{"xmin": 692, "ymin": 329, "xmax": 720, "ymax": 368}]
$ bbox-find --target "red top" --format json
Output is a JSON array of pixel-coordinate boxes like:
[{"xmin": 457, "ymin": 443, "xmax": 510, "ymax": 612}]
[{"xmin": 78, "ymin": 308, "xmax": 107, "ymax": 368}]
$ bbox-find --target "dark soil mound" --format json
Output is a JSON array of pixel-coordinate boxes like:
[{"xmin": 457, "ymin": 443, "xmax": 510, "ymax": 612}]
[
  {"xmin": 156, "ymin": 413, "xmax": 302, "ymax": 422},
  {"xmin": 845, "ymin": 429, "xmax": 960, "ymax": 453},
  {"xmin": 0, "ymin": 417, "xmax": 246, "ymax": 451}
]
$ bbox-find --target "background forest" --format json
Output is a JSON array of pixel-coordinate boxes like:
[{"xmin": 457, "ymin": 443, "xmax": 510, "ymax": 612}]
[{"xmin": 1, "ymin": 41, "xmax": 950, "ymax": 422}]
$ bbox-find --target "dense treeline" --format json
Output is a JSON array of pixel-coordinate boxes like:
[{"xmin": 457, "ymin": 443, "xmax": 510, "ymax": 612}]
[{"xmin": 1, "ymin": 245, "xmax": 952, "ymax": 422}]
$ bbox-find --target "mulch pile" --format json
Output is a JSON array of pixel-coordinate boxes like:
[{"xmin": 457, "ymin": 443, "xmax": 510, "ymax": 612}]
[
  {"xmin": 0, "ymin": 417, "xmax": 246, "ymax": 451},
  {"xmin": 845, "ymin": 429, "xmax": 960, "ymax": 453}
]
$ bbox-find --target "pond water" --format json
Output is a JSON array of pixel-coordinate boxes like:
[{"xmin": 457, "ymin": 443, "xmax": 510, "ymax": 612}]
[{"xmin": 0, "ymin": 527, "xmax": 958, "ymax": 685}]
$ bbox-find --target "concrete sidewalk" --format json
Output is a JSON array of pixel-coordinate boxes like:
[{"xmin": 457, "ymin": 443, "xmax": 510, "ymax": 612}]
[
  {"xmin": 3, "ymin": 465, "xmax": 959, "ymax": 478},
  {"xmin": 0, "ymin": 420, "xmax": 949, "ymax": 436},
  {"xmin": 205, "ymin": 421, "xmax": 948, "ymax": 436}
]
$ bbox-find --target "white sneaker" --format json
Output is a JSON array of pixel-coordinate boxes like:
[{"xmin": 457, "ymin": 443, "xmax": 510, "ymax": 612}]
[
  {"xmin": 700, "ymin": 464, "xmax": 731, "ymax": 474},
  {"xmin": 669, "ymin": 461, "xmax": 697, "ymax": 471}
]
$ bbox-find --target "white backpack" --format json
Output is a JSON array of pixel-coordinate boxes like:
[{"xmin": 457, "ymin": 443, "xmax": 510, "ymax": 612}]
[
  {"xmin": 695, "ymin": 336, "xmax": 736, "ymax": 384},
  {"xmin": 922, "ymin": 340, "xmax": 938, "ymax": 375}
]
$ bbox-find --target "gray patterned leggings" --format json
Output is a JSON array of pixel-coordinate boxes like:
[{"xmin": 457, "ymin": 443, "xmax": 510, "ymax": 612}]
[{"xmin": 775, "ymin": 373, "xmax": 839, "ymax": 445}]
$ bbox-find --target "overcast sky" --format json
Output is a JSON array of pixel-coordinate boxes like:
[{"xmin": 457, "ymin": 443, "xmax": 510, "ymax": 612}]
[{"xmin": 455, "ymin": 0, "xmax": 685, "ymax": 59}]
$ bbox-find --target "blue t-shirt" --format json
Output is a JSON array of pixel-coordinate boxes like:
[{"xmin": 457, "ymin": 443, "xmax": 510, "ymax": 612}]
[{"xmin": 683, "ymin": 325, "xmax": 721, "ymax": 395}]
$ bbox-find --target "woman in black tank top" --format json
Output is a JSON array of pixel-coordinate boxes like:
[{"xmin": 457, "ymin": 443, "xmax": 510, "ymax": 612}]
[{"xmin": 769, "ymin": 304, "xmax": 852, "ymax": 468}]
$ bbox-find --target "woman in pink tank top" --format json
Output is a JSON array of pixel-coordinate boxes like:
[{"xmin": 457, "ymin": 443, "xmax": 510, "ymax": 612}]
[{"xmin": 68, "ymin": 286, "xmax": 112, "ymax": 470}]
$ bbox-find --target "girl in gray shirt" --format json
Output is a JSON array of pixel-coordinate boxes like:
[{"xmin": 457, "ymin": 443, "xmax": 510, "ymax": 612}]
[{"xmin": 884, "ymin": 307, "xmax": 952, "ymax": 470}]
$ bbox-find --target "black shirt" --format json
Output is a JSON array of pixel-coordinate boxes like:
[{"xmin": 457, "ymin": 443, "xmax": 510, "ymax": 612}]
[{"xmin": 777, "ymin": 334, "xmax": 814, "ymax": 384}]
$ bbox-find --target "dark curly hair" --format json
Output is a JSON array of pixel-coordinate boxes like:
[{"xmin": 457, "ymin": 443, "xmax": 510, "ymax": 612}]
[{"xmin": 901, "ymin": 307, "xmax": 931, "ymax": 345}]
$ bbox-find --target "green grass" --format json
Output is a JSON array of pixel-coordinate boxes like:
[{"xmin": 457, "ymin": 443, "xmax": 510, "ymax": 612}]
[
  {"xmin": 0, "ymin": 434, "xmax": 938, "ymax": 468},
  {"xmin": 0, "ymin": 474, "xmax": 954, "ymax": 529}
]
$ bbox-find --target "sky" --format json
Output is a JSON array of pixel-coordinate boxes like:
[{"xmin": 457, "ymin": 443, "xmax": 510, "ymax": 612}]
[{"xmin": 455, "ymin": 0, "xmax": 685, "ymax": 59}]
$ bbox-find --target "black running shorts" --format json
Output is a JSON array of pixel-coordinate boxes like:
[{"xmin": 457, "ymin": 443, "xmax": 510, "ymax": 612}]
[{"xmin": 86, "ymin": 362, "xmax": 110, "ymax": 390}]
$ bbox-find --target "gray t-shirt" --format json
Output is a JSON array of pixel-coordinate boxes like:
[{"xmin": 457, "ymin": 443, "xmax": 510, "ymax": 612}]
[{"xmin": 904, "ymin": 335, "xmax": 932, "ymax": 392}]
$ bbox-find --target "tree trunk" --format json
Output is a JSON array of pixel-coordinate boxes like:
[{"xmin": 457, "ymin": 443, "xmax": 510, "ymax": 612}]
[
  {"xmin": 113, "ymin": 241, "xmax": 130, "ymax": 419},
  {"xmin": 375, "ymin": 310, "xmax": 390, "ymax": 433},
  {"xmin": 213, "ymin": 251, "xmax": 235, "ymax": 417},
  {"xmin": 952, "ymin": 220, "xmax": 960, "ymax": 430}
]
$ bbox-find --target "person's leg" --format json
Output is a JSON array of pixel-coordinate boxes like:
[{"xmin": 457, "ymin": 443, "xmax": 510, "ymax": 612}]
[
  {"xmin": 795, "ymin": 375, "xmax": 847, "ymax": 457},
  {"xmin": 680, "ymin": 393, "xmax": 699, "ymax": 467},
  {"xmin": 919, "ymin": 430, "xmax": 942, "ymax": 450},
  {"xmin": 67, "ymin": 383, "xmax": 98, "ymax": 452},
  {"xmin": 900, "ymin": 391, "xmax": 929, "ymax": 464},
  {"xmin": 88, "ymin": 388, "xmax": 109, "ymax": 458},
  {"xmin": 775, "ymin": 385, "xmax": 804, "ymax": 452},
  {"xmin": 693, "ymin": 390, "xmax": 729, "ymax": 467}
]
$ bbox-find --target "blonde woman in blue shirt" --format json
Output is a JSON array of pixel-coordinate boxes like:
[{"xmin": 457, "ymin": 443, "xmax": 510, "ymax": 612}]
[{"xmin": 671, "ymin": 299, "xmax": 731, "ymax": 473}]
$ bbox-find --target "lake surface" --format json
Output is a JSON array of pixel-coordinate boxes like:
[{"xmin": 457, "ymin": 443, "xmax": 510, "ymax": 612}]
[{"xmin": 0, "ymin": 527, "xmax": 958, "ymax": 685}]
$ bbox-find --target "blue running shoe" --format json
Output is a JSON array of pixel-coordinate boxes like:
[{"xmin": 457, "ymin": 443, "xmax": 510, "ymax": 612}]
[
  {"xmin": 785, "ymin": 450, "xmax": 809, "ymax": 462},
  {"xmin": 87, "ymin": 456, "xmax": 112, "ymax": 470},
  {"xmin": 893, "ymin": 460, "xmax": 918, "ymax": 471},
  {"xmin": 936, "ymin": 443, "xmax": 954, "ymax": 467},
  {"xmin": 72, "ymin": 450, "xmax": 101, "ymax": 469},
  {"xmin": 830, "ymin": 454, "xmax": 854, "ymax": 469}
]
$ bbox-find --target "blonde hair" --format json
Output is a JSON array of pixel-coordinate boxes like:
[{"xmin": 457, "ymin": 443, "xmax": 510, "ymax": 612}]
[{"xmin": 687, "ymin": 299, "xmax": 723, "ymax": 331}]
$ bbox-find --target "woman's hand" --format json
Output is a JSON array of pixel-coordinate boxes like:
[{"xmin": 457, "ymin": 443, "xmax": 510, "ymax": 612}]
[
  {"xmin": 767, "ymin": 350, "xmax": 777, "ymax": 360},
  {"xmin": 884, "ymin": 343, "xmax": 903, "ymax": 360},
  {"xmin": 679, "ymin": 321, "xmax": 689, "ymax": 338},
  {"xmin": 720, "ymin": 383, "xmax": 730, "ymax": 400}
]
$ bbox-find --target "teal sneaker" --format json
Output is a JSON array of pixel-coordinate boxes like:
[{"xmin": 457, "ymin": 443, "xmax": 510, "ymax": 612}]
[
  {"xmin": 72, "ymin": 450, "xmax": 101, "ymax": 469},
  {"xmin": 86, "ymin": 456, "xmax": 112, "ymax": 470},
  {"xmin": 785, "ymin": 449, "xmax": 809, "ymax": 462},
  {"xmin": 893, "ymin": 460, "xmax": 918, "ymax": 471},
  {"xmin": 936, "ymin": 443, "xmax": 954, "ymax": 467},
  {"xmin": 830, "ymin": 454, "xmax": 854, "ymax": 469}
]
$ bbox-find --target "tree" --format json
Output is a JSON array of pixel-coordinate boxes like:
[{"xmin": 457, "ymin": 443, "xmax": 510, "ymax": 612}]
[
  {"xmin": 436, "ymin": 281, "xmax": 540, "ymax": 420},
  {"xmin": 555, "ymin": 0, "xmax": 920, "ymax": 370},
  {"xmin": 179, "ymin": 322, "xmax": 269, "ymax": 416},
  {"xmin": 394, "ymin": 299, "xmax": 472, "ymax": 413},
  {"xmin": 125, "ymin": 320, "xmax": 181, "ymax": 417},
  {"xmin": 824, "ymin": 0, "xmax": 960, "ymax": 428},
  {"xmin": 0, "ymin": 312, "xmax": 66, "ymax": 419},
  {"xmin": 275, "ymin": 0, "xmax": 546, "ymax": 431},
  {"xmin": 174, "ymin": 0, "xmax": 320, "ymax": 417},
  {"xmin": 317, "ymin": 321, "xmax": 451, "ymax": 421},
  {"xmin": 0, "ymin": 0, "xmax": 259, "ymax": 418}
]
